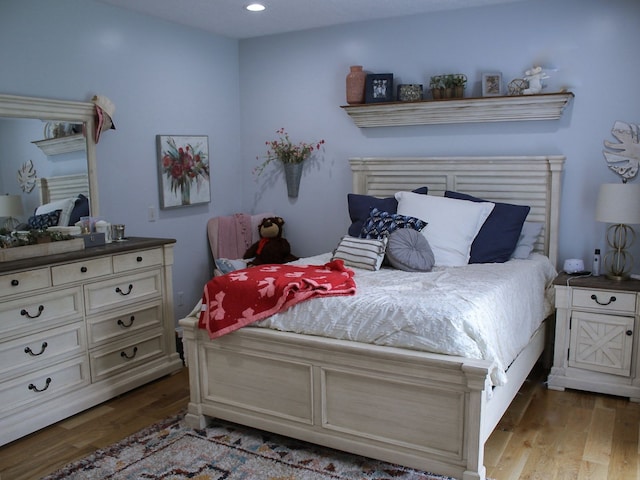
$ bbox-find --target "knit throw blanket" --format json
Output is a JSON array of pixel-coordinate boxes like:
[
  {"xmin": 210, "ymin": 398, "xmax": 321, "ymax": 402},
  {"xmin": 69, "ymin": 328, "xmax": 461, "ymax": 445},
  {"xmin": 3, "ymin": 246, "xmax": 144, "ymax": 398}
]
[{"xmin": 198, "ymin": 260, "xmax": 356, "ymax": 339}]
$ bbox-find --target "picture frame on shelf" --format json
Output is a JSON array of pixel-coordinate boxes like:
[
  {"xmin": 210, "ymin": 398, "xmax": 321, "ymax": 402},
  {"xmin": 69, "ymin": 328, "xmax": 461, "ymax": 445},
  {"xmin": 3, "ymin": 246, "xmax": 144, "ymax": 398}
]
[
  {"xmin": 365, "ymin": 73, "xmax": 394, "ymax": 103},
  {"xmin": 156, "ymin": 135, "xmax": 210, "ymax": 209},
  {"xmin": 482, "ymin": 72, "xmax": 503, "ymax": 97}
]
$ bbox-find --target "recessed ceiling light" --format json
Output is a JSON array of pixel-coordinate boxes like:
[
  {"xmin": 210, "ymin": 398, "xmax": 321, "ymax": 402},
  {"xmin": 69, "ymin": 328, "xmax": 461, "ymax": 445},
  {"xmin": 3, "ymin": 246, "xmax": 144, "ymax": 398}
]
[{"xmin": 246, "ymin": 3, "xmax": 266, "ymax": 12}]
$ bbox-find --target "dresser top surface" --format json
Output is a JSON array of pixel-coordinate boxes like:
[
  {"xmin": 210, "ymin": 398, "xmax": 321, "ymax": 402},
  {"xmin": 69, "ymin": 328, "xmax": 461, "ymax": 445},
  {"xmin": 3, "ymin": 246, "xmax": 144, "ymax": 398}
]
[{"xmin": 0, "ymin": 237, "xmax": 175, "ymax": 273}]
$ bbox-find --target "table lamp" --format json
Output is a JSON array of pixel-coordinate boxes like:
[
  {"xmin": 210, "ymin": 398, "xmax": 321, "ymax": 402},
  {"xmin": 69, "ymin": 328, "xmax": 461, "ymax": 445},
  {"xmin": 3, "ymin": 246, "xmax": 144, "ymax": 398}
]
[
  {"xmin": 0, "ymin": 194, "xmax": 24, "ymax": 231},
  {"xmin": 595, "ymin": 182, "xmax": 640, "ymax": 280}
]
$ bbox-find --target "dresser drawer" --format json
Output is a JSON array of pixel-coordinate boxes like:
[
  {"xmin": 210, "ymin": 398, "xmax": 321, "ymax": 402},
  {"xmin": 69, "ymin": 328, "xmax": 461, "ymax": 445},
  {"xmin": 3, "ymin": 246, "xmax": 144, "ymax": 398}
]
[
  {"xmin": 0, "ymin": 322, "xmax": 86, "ymax": 381},
  {"xmin": 89, "ymin": 330, "xmax": 166, "ymax": 382},
  {"xmin": 84, "ymin": 270, "xmax": 163, "ymax": 316},
  {"xmin": 51, "ymin": 257, "xmax": 113, "ymax": 286},
  {"xmin": 572, "ymin": 288, "xmax": 636, "ymax": 314},
  {"xmin": 0, "ymin": 287, "xmax": 83, "ymax": 339},
  {"xmin": 0, "ymin": 355, "xmax": 90, "ymax": 418},
  {"xmin": 113, "ymin": 248, "xmax": 163, "ymax": 273},
  {"xmin": 87, "ymin": 302, "xmax": 163, "ymax": 347},
  {"xmin": 0, "ymin": 268, "xmax": 50, "ymax": 298}
]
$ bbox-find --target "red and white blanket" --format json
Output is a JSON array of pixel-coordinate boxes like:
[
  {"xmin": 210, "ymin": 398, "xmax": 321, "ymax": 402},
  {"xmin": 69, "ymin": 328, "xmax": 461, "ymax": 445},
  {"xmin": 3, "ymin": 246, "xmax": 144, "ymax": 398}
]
[{"xmin": 198, "ymin": 260, "xmax": 356, "ymax": 339}]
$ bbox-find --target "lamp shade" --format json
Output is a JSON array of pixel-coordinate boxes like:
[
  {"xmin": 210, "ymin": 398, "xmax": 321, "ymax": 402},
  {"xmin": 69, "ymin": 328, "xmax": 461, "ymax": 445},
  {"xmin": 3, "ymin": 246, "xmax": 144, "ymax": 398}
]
[
  {"xmin": 0, "ymin": 194, "xmax": 24, "ymax": 218},
  {"xmin": 595, "ymin": 183, "xmax": 640, "ymax": 225}
]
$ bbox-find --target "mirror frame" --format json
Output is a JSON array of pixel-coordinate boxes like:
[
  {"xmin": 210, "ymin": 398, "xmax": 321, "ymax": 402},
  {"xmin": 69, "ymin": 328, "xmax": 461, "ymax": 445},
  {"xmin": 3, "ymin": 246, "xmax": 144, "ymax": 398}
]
[{"xmin": 0, "ymin": 94, "xmax": 99, "ymax": 215}]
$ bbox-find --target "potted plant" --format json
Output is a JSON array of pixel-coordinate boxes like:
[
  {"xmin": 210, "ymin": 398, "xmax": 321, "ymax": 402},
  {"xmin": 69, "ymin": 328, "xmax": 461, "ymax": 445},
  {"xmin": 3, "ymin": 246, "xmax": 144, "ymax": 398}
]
[
  {"xmin": 451, "ymin": 74, "xmax": 467, "ymax": 98},
  {"xmin": 253, "ymin": 128, "xmax": 325, "ymax": 198},
  {"xmin": 430, "ymin": 74, "xmax": 467, "ymax": 99}
]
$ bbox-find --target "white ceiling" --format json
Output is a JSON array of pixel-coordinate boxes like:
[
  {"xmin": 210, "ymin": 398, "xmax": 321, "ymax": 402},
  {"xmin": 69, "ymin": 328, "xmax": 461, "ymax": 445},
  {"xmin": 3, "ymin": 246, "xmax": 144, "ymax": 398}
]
[{"xmin": 95, "ymin": 0, "xmax": 527, "ymax": 39}]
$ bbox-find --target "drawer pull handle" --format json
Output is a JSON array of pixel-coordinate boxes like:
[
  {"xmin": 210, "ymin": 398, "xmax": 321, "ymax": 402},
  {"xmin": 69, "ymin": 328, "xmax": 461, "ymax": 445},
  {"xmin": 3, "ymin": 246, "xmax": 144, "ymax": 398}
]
[
  {"xmin": 627, "ymin": 330, "xmax": 633, "ymax": 336},
  {"xmin": 24, "ymin": 342, "xmax": 48, "ymax": 356},
  {"xmin": 80, "ymin": 266, "xmax": 88, "ymax": 273},
  {"xmin": 120, "ymin": 346, "xmax": 138, "ymax": 359},
  {"xmin": 11, "ymin": 279, "xmax": 19, "ymax": 286},
  {"xmin": 117, "ymin": 316, "xmax": 135, "ymax": 328},
  {"xmin": 136, "ymin": 256, "xmax": 143, "ymax": 262},
  {"xmin": 20, "ymin": 305, "xmax": 45, "ymax": 319},
  {"xmin": 115, "ymin": 284, "xmax": 133, "ymax": 296},
  {"xmin": 28, "ymin": 377, "xmax": 51, "ymax": 392},
  {"xmin": 590, "ymin": 294, "xmax": 616, "ymax": 306}
]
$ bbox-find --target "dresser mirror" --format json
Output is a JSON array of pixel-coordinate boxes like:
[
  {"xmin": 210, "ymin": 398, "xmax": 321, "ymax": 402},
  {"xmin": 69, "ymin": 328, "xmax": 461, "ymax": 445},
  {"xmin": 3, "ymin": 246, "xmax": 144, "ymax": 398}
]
[{"xmin": 0, "ymin": 94, "xmax": 99, "ymax": 224}]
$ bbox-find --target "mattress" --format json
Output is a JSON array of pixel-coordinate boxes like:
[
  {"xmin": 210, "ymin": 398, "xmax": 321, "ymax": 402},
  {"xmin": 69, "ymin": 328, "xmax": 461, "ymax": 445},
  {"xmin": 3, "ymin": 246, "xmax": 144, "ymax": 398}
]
[{"xmin": 253, "ymin": 252, "xmax": 557, "ymax": 386}]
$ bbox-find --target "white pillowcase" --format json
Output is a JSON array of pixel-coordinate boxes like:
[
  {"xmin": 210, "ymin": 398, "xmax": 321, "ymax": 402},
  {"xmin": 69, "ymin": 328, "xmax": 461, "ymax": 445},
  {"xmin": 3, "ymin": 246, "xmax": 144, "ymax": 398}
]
[
  {"xmin": 35, "ymin": 197, "xmax": 77, "ymax": 227},
  {"xmin": 395, "ymin": 192, "xmax": 495, "ymax": 266}
]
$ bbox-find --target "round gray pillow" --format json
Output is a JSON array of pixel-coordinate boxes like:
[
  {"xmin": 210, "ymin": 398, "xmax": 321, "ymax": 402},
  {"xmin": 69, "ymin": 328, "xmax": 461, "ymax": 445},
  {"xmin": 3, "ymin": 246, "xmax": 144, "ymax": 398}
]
[{"xmin": 386, "ymin": 228, "xmax": 435, "ymax": 272}]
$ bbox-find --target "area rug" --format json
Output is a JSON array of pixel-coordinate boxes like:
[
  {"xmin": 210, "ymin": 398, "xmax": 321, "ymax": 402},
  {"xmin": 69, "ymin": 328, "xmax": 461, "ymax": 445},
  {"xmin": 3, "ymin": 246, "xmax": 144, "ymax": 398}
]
[{"xmin": 43, "ymin": 412, "xmax": 458, "ymax": 480}]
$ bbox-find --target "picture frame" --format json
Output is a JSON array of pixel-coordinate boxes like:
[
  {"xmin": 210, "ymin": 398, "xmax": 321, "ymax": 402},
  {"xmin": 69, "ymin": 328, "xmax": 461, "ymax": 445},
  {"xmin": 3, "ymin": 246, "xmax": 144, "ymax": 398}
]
[
  {"xmin": 156, "ymin": 135, "xmax": 210, "ymax": 209},
  {"xmin": 365, "ymin": 73, "xmax": 394, "ymax": 103},
  {"xmin": 482, "ymin": 72, "xmax": 503, "ymax": 97}
]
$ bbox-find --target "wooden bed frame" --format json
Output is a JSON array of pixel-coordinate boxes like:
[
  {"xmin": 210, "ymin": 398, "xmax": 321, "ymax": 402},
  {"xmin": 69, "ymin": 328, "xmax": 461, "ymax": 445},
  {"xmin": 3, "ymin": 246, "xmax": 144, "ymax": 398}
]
[
  {"xmin": 36, "ymin": 173, "xmax": 89, "ymax": 205},
  {"xmin": 179, "ymin": 155, "xmax": 565, "ymax": 480}
]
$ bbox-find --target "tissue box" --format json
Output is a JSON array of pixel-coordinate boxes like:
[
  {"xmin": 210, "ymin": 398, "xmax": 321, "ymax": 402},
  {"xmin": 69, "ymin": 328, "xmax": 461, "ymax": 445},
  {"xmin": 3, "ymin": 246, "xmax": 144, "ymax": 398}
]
[{"xmin": 78, "ymin": 232, "xmax": 105, "ymax": 248}]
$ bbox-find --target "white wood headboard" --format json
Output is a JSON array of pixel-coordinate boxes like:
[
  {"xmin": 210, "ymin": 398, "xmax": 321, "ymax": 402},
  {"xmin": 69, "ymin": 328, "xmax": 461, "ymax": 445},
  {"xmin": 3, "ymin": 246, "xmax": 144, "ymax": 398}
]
[
  {"xmin": 36, "ymin": 173, "xmax": 89, "ymax": 205},
  {"xmin": 349, "ymin": 156, "xmax": 565, "ymax": 268}
]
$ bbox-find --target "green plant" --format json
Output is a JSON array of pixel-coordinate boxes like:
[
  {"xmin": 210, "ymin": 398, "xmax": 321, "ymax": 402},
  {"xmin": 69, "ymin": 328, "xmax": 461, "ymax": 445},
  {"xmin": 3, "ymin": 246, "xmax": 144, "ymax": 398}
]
[{"xmin": 451, "ymin": 74, "xmax": 467, "ymax": 87}]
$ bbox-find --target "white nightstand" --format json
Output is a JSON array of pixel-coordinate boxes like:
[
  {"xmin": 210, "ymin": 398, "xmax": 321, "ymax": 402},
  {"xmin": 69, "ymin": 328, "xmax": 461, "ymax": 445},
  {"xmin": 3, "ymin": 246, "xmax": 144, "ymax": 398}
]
[{"xmin": 548, "ymin": 273, "xmax": 640, "ymax": 401}]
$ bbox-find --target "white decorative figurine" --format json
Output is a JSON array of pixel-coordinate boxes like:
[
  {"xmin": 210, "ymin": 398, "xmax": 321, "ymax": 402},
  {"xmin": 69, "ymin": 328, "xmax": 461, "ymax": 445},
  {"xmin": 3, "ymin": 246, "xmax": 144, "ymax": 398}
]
[
  {"xmin": 603, "ymin": 121, "xmax": 640, "ymax": 182},
  {"xmin": 522, "ymin": 66, "xmax": 549, "ymax": 95}
]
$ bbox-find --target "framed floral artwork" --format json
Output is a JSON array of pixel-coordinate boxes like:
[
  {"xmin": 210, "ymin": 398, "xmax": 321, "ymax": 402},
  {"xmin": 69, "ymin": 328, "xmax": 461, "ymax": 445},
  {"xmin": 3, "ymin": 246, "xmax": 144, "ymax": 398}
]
[
  {"xmin": 157, "ymin": 135, "xmax": 210, "ymax": 209},
  {"xmin": 481, "ymin": 72, "xmax": 502, "ymax": 97}
]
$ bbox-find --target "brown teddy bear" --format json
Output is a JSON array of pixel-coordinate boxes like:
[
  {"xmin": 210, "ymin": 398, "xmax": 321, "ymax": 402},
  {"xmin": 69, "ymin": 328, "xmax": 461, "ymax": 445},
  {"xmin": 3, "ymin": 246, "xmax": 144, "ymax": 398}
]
[{"xmin": 243, "ymin": 216, "xmax": 298, "ymax": 266}]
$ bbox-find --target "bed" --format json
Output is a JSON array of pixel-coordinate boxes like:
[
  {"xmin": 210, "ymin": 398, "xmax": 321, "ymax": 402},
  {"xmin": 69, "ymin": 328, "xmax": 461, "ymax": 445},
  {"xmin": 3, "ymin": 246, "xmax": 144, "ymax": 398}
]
[
  {"xmin": 28, "ymin": 173, "xmax": 90, "ymax": 228},
  {"xmin": 179, "ymin": 155, "xmax": 564, "ymax": 480}
]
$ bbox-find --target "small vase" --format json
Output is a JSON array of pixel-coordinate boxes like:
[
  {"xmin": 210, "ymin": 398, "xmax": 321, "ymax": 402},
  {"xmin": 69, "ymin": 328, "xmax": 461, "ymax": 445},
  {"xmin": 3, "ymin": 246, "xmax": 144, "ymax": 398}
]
[
  {"xmin": 346, "ymin": 65, "xmax": 366, "ymax": 105},
  {"xmin": 181, "ymin": 180, "xmax": 191, "ymax": 205},
  {"xmin": 283, "ymin": 163, "xmax": 303, "ymax": 198}
]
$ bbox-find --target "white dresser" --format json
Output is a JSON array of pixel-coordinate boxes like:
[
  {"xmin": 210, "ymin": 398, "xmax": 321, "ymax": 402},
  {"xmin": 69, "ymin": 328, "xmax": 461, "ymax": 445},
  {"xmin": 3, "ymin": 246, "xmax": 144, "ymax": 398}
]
[
  {"xmin": 0, "ymin": 237, "xmax": 183, "ymax": 446},
  {"xmin": 548, "ymin": 273, "xmax": 640, "ymax": 401}
]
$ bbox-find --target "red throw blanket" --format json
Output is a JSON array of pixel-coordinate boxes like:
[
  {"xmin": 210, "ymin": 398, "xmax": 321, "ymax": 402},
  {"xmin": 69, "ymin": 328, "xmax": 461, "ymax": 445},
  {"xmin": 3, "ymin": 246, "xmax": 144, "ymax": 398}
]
[{"xmin": 198, "ymin": 260, "xmax": 356, "ymax": 339}]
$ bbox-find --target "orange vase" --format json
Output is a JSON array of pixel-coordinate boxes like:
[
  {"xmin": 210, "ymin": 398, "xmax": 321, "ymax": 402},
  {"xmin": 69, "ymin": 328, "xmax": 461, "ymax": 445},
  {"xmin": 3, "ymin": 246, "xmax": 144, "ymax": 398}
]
[{"xmin": 346, "ymin": 65, "xmax": 366, "ymax": 105}]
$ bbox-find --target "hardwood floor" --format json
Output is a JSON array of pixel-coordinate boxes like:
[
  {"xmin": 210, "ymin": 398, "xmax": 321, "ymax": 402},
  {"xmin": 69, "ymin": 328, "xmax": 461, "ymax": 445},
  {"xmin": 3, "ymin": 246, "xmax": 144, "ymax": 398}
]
[{"xmin": 1, "ymin": 364, "xmax": 639, "ymax": 480}]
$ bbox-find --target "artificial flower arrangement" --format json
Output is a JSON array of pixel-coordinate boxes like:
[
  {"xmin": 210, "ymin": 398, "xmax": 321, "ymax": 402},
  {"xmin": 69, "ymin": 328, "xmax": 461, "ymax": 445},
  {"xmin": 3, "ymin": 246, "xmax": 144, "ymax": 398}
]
[{"xmin": 253, "ymin": 128, "xmax": 325, "ymax": 177}]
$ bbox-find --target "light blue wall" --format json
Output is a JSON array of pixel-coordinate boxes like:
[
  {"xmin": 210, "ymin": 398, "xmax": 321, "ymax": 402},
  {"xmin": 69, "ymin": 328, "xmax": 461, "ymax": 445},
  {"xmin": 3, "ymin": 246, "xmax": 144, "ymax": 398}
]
[
  {"xmin": 240, "ymin": 0, "xmax": 640, "ymax": 270},
  {"xmin": 0, "ymin": 0, "xmax": 242, "ymax": 317},
  {"xmin": 2, "ymin": 0, "xmax": 639, "ymax": 320}
]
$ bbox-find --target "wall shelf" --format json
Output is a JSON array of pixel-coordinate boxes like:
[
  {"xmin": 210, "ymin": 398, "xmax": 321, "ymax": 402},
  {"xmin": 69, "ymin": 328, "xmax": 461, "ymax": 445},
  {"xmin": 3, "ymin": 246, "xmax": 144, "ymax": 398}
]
[
  {"xmin": 32, "ymin": 134, "xmax": 86, "ymax": 155},
  {"xmin": 341, "ymin": 92, "xmax": 574, "ymax": 127}
]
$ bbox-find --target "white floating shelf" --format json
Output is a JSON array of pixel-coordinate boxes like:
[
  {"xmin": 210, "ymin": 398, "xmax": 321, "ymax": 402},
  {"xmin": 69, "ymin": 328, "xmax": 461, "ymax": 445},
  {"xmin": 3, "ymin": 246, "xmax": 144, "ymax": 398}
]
[
  {"xmin": 341, "ymin": 92, "xmax": 574, "ymax": 127},
  {"xmin": 32, "ymin": 134, "xmax": 86, "ymax": 155}
]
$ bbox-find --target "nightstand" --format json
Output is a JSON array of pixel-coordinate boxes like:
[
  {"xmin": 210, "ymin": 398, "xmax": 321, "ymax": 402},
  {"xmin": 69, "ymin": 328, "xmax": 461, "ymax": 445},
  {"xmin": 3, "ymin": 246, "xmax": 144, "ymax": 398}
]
[{"xmin": 548, "ymin": 273, "xmax": 640, "ymax": 401}]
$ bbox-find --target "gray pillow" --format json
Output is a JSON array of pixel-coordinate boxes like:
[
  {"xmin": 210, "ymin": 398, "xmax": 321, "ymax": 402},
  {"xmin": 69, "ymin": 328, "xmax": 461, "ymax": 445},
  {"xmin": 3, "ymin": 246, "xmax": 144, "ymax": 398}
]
[{"xmin": 386, "ymin": 228, "xmax": 435, "ymax": 272}]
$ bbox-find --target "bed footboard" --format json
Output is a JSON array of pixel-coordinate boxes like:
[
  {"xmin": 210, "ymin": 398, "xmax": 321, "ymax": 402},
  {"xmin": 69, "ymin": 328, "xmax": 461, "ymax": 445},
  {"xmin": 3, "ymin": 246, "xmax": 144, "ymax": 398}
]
[{"xmin": 180, "ymin": 316, "xmax": 524, "ymax": 480}]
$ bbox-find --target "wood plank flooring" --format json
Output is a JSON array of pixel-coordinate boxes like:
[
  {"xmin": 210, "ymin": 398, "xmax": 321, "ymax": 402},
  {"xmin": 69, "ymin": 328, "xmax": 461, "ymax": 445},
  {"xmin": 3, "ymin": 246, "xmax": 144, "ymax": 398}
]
[{"xmin": 1, "ymin": 365, "xmax": 639, "ymax": 480}]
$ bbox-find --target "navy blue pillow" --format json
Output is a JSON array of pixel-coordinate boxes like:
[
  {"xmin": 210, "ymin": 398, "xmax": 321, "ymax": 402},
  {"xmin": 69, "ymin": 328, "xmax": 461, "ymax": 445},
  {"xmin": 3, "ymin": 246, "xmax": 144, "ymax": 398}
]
[
  {"xmin": 347, "ymin": 187, "xmax": 428, "ymax": 237},
  {"xmin": 27, "ymin": 209, "xmax": 62, "ymax": 230},
  {"xmin": 444, "ymin": 191, "xmax": 530, "ymax": 264},
  {"xmin": 360, "ymin": 207, "xmax": 427, "ymax": 239},
  {"xmin": 68, "ymin": 194, "xmax": 90, "ymax": 226}
]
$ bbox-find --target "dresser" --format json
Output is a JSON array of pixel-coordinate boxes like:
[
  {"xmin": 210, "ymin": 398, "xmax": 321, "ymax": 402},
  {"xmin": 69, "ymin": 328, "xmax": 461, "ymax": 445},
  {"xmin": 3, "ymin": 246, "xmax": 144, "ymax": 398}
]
[
  {"xmin": 0, "ymin": 237, "xmax": 183, "ymax": 446},
  {"xmin": 548, "ymin": 273, "xmax": 640, "ymax": 401}
]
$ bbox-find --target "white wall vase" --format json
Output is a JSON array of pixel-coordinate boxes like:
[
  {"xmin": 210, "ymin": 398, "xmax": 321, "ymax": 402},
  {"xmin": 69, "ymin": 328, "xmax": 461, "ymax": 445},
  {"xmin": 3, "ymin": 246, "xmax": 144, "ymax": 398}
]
[{"xmin": 283, "ymin": 162, "xmax": 303, "ymax": 197}]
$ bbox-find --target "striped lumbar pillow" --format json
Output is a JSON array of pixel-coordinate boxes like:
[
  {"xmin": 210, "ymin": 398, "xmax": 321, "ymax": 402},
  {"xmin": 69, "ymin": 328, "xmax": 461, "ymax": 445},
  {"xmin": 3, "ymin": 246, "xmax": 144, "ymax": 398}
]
[{"xmin": 332, "ymin": 235, "xmax": 388, "ymax": 271}]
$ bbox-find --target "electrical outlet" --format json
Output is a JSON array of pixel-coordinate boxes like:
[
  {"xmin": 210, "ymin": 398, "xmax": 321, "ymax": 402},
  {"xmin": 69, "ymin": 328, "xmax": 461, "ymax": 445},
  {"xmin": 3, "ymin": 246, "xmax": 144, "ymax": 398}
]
[
  {"xmin": 177, "ymin": 291, "xmax": 184, "ymax": 306},
  {"xmin": 148, "ymin": 205, "xmax": 156, "ymax": 222}
]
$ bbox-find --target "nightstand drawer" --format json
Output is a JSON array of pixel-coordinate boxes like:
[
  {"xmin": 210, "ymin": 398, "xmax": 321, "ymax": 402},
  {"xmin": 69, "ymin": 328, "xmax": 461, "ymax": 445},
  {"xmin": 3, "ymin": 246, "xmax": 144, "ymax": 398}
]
[
  {"xmin": 113, "ymin": 248, "xmax": 163, "ymax": 273},
  {"xmin": 0, "ymin": 268, "xmax": 50, "ymax": 298},
  {"xmin": 52, "ymin": 257, "xmax": 113, "ymax": 285},
  {"xmin": 572, "ymin": 288, "xmax": 636, "ymax": 314}
]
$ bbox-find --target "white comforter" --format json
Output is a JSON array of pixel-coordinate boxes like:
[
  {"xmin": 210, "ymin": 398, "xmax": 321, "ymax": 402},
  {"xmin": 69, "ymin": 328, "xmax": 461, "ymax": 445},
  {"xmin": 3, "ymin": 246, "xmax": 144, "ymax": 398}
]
[{"xmin": 253, "ymin": 252, "xmax": 557, "ymax": 386}]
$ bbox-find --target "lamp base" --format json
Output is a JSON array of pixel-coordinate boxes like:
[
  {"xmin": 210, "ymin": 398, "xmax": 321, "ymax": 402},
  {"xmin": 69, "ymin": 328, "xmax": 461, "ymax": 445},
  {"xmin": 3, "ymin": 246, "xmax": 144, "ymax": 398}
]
[
  {"xmin": 605, "ymin": 272, "xmax": 630, "ymax": 281},
  {"xmin": 2, "ymin": 217, "xmax": 19, "ymax": 231}
]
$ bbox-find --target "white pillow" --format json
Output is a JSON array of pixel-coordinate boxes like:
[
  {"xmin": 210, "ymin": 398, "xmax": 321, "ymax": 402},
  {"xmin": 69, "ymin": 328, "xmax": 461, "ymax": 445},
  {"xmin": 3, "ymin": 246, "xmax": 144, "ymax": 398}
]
[
  {"xmin": 35, "ymin": 197, "xmax": 77, "ymax": 227},
  {"xmin": 395, "ymin": 192, "xmax": 494, "ymax": 266}
]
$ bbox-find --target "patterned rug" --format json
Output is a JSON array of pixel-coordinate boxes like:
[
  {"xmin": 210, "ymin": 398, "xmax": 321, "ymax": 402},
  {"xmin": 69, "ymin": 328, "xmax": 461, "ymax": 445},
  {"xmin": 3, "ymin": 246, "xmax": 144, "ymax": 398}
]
[{"xmin": 43, "ymin": 412, "xmax": 458, "ymax": 479}]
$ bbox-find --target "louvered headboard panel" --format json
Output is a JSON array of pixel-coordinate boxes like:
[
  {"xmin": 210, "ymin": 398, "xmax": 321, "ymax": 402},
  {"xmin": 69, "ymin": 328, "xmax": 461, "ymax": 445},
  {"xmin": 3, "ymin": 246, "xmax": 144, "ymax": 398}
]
[
  {"xmin": 37, "ymin": 173, "xmax": 90, "ymax": 205},
  {"xmin": 349, "ymin": 156, "xmax": 565, "ymax": 268}
]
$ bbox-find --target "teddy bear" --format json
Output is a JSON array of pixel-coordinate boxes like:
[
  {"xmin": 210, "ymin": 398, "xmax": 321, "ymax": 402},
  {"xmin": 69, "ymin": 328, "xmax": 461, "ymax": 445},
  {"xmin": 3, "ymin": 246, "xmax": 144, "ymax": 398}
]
[{"xmin": 243, "ymin": 216, "xmax": 298, "ymax": 266}]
